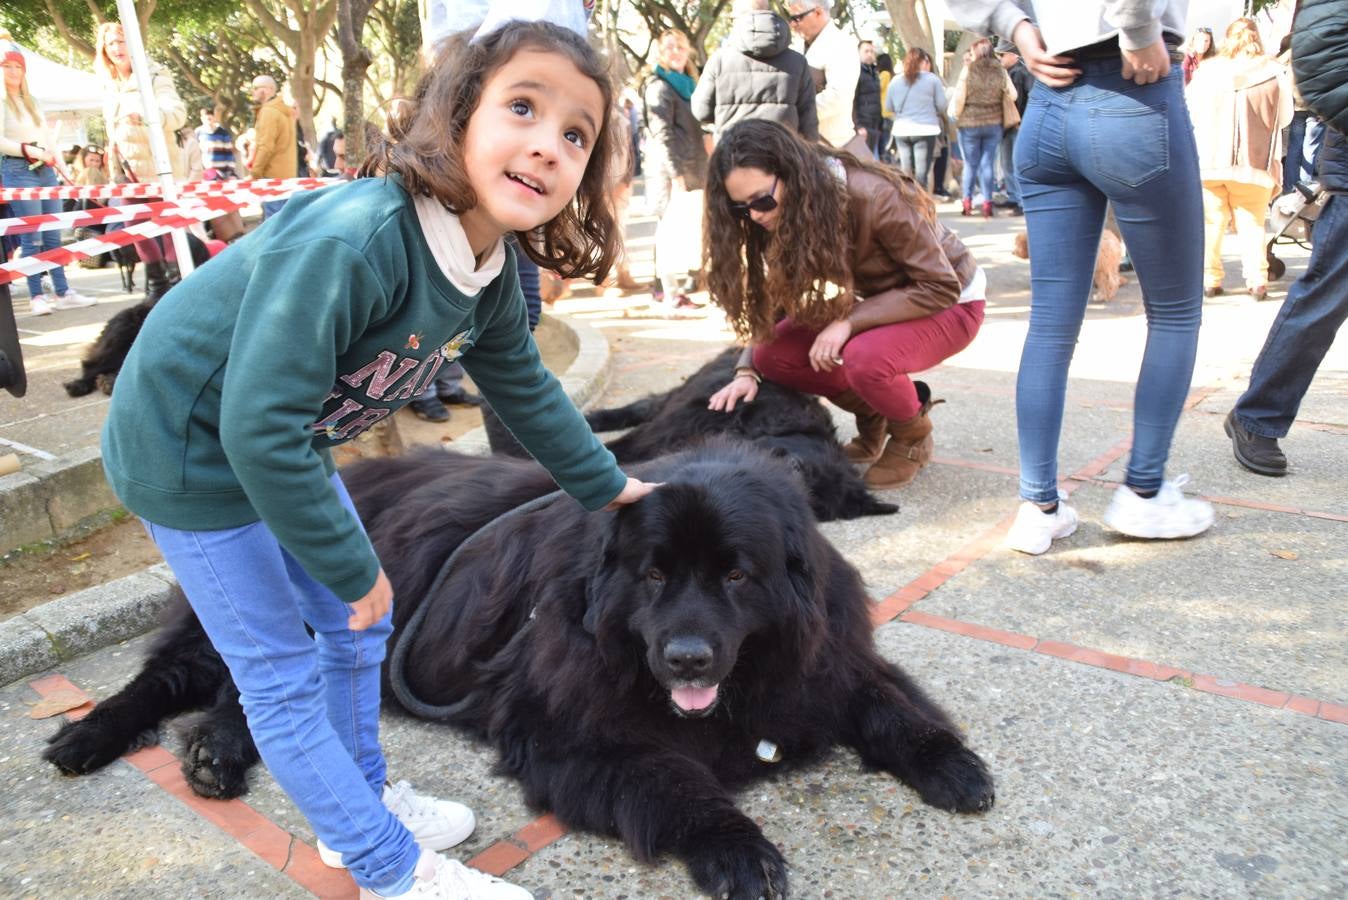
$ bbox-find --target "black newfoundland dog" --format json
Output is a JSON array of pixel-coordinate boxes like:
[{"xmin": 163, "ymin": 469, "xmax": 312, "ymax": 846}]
[
  {"xmin": 484, "ymin": 347, "xmax": 898, "ymax": 522},
  {"xmin": 45, "ymin": 443, "xmax": 993, "ymax": 898}
]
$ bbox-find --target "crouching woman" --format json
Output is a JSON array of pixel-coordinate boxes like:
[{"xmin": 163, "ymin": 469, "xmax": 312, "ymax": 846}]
[{"xmin": 705, "ymin": 118, "xmax": 985, "ymax": 488}]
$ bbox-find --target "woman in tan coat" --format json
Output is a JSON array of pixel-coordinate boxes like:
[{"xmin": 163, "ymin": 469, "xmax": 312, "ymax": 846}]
[
  {"xmin": 1186, "ymin": 17, "xmax": 1292, "ymax": 300},
  {"xmin": 702, "ymin": 119, "xmax": 986, "ymax": 490}
]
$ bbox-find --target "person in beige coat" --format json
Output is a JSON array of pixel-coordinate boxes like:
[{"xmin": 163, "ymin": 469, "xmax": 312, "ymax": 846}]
[
  {"xmin": 1186, "ymin": 17, "xmax": 1292, "ymax": 300},
  {"xmin": 246, "ymin": 75, "xmax": 298, "ymax": 219},
  {"xmin": 94, "ymin": 22, "xmax": 186, "ymax": 183}
]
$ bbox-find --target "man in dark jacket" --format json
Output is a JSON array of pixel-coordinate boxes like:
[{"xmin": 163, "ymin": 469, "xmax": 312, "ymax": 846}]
[
  {"xmin": 853, "ymin": 40, "xmax": 883, "ymax": 157},
  {"xmin": 691, "ymin": 0, "xmax": 818, "ymax": 140},
  {"xmin": 1225, "ymin": 0, "xmax": 1348, "ymax": 476},
  {"xmin": 995, "ymin": 36, "xmax": 1033, "ymax": 214}
]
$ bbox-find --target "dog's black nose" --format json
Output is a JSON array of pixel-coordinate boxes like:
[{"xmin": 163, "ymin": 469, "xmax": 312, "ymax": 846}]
[{"xmin": 663, "ymin": 637, "xmax": 713, "ymax": 678}]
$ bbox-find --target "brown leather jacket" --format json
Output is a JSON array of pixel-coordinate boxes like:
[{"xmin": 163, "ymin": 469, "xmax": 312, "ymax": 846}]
[{"xmin": 844, "ymin": 164, "xmax": 977, "ymax": 333}]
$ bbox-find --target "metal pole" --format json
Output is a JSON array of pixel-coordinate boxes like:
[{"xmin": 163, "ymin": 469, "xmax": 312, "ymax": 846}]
[{"xmin": 113, "ymin": 0, "xmax": 195, "ymax": 277}]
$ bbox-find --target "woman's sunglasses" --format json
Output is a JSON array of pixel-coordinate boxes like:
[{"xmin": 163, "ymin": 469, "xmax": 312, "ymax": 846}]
[{"xmin": 729, "ymin": 177, "xmax": 779, "ymax": 219}]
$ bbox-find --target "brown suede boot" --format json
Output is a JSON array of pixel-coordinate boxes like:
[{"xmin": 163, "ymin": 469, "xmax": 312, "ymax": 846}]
[
  {"xmin": 829, "ymin": 389, "xmax": 887, "ymax": 464},
  {"xmin": 863, "ymin": 381, "xmax": 943, "ymax": 489}
]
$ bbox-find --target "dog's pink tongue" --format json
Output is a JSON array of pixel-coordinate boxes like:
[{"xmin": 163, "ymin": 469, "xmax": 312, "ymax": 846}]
[{"xmin": 671, "ymin": 685, "xmax": 718, "ymax": 711}]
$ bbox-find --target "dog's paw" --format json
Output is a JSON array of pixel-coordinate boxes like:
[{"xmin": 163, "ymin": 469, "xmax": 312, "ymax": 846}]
[
  {"xmin": 908, "ymin": 737, "xmax": 996, "ymax": 814},
  {"xmin": 63, "ymin": 378, "xmax": 95, "ymax": 398},
  {"xmin": 180, "ymin": 723, "xmax": 252, "ymax": 800},
  {"xmin": 685, "ymin": 821, "xmax": 789, "ymax": 900},
  {"xmin": 94, "ymin": 373, "xmax": 116, "ymax": 396},
  {"xmin": 43, "ymin": 718, "xmax": 155, "ymax": 775}
]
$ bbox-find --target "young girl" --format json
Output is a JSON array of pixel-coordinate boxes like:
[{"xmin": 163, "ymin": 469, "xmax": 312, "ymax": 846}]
[
  {"xmin": 1, "ymin": 40, "xmax": 95, "ymax": 315},
  {"xmin": 704, "ymin": 119, "xmax": 986, "ymax": 490},
  {"xmin": 102, "ymin": 21, "xmax": 654, "ymax": 900}
]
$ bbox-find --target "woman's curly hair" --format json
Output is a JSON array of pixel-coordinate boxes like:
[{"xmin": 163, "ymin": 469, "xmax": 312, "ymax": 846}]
[
  {"xmin": 704, "ymin": 119, "xmax": 934, "ymax": 343},
  {"xmin": 359, "ymin": 21, "xmax": 619, "ymax": 282}
]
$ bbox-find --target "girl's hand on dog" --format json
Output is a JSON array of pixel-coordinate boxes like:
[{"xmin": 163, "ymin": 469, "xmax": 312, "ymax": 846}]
[
  {"xmin": 348, "ymin": 568, "xmax": 393, "ymax": 631},
  {"xmin": 708, "ymin": 375, "xmax": 759, "ymax": 412},
  {"xmin": 1013, "ymin": 20, "xmax": 1080, "ymax": 87},
  {"xmin": 809, "ymin": 319, "xmax": 852, "ymax": 372},
  {"xmin": 603, "ymin": 477, "xmax": 662, "ymax": 511}
]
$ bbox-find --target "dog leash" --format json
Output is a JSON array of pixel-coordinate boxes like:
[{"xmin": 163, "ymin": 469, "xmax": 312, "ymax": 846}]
[{"xmin": 386, "ymin": 487, "xmax": 568, "ymax": 721}]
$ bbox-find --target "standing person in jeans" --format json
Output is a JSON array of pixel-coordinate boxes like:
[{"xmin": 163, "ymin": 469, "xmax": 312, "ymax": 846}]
[
  {"xmin": 885, "ymin": 47, "xmax": 947, "ymax": 189},
  {"xmin": 995, "ymin": 36, "xmax": 1033, "ymax": 214},
  {"xmin": 1, "ymin": 41, "xmax": 96, "ymax": 315},
  {"xmin": 1225, "ymin": 0, "xmax": 1348, "ymax": 477},
  {"xmin": 948, "ymin": 38, "xmax": 1015, "ymax": 217},
  {"xmin": 853, "ymin": 40, "xmax": 883, "ymax": 158},
  {"xmin": 949, "ymin": 0, "xmax": 1215, "ymax": 553}
]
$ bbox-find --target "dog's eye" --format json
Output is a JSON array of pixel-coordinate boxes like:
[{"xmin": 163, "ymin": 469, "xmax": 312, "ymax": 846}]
[
  {"xmin": 647, "ymin": 568, "xmax": 665, "ymax": 584},
  {"xmin": 726, "ymin": 569, "xmax": 745, "ymax": 583}
]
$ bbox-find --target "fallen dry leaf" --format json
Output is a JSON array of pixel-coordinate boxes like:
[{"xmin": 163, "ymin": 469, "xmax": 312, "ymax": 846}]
[
  {"xmin": 66, "ymin": 552, "xmax": 92, "ymax": 562},
  {"xmin": 1270, "ymin": 550, "xmax": 1298, "ymax": 561},
  {"xmin": 29, "ymin": 689, "xmax": 93, "ymax": 719}
]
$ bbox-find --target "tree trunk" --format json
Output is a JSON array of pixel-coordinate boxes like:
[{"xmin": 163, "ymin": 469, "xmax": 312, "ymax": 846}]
[
  {"xmin": 337, "ymin": 0, "xmax": 376, "ymax": 167},
  {"xmin": 884, "ymin": 0, "xmax": 937, "ymax": 58}
]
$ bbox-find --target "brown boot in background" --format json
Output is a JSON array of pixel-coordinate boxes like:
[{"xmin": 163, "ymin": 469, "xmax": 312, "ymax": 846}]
[
  {"xmin": 829, "ymin": 389, "xmax": 887, "ymax": 464},
  {"xmin": 862, "ymin": 381, "xmax": 943, "ymax": 489}
]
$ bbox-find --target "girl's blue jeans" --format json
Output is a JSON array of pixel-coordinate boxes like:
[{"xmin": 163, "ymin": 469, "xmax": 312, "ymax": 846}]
[
  {"xmin": 1, "ymin": 157, "xmax": 70, "ymax": 299},
  {"xmin": 958, "ymin": 123, "xmax": 1002, "ymax": 201},
  {"xmin": 141, "ymin": 472, "xmax": 419, "ymax": 894},
  {"xmin": 1013, "ymin": 60, "xmax": 1203, "ymax": 503}
]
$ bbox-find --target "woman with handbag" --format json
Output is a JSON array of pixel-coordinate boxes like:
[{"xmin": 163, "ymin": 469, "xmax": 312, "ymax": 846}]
[
  {"xmin": 643, "ymin": 29, "xmax": 708, "ymax": 317},
  {"xmin": 948, "ymin": 38, "xmax": 1018, "ymax": 218},
  {"xmin": 885, "ymin": 47, "xmax": 948, "ymax": 190}
]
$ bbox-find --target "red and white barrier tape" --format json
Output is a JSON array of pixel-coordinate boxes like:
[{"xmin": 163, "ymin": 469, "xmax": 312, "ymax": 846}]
[
  {"xmin": 0, "ymin": 188, "xmax": 302, "ymax": 236},
  {"xmin": 0, "ymin": 176, "xmax": 339, "ymax": 203}
]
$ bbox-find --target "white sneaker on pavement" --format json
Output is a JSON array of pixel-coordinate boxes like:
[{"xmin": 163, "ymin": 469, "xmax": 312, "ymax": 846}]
[
  {"xmin": 1103, "ymin": 475, "xmax": 1215, "ymax": 539},
  {"xmin": 358, "ymin": 850, "xmax": 532, "ymax": 900},
  {"xmin": 53, "ymin": 290, "xmax": 97, "ymax": 309},
  {"xmin": 318, "ymin": 780, "xmax": 476, "ymax": 868},
  {"xmin": 29, "ymin": 294, "xmax": 54, "ymax": 316},
  {"xmin": 1005, "ymin": 498, "xmax": 1079, "ymax": 555}
]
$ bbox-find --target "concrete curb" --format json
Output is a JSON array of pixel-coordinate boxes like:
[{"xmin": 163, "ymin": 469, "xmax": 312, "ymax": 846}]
[{"xmin": 0, "ymin": 311, "xmax": 612, "ymax": 689}]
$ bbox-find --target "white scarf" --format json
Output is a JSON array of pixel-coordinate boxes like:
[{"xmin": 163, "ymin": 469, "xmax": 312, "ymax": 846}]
[{"xmin": 413, "ymin": 193, "xmax": 506, "ymax": 296}]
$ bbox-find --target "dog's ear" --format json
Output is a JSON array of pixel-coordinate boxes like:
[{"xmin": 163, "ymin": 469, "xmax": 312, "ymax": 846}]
[
  {"xmin": 776, "ymin": 514, "xmax": 829, "ymax": 667},
  {"xmin": 582, "ymin": 511, "xmax": 626, "ymax": 637}
]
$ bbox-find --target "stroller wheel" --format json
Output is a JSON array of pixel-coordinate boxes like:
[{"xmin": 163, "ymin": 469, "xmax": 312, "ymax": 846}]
[{"xmin": 1266, "ymin": 255, "xmax": 1286, "ymax": 281}]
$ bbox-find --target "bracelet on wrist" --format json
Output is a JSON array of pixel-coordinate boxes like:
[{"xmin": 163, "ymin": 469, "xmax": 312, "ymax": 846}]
[{"xmin": 734, "ymin": 367, "xmax": 762, "ymax": 384}]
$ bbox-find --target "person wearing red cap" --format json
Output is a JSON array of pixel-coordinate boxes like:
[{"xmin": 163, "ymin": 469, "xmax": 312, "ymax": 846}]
[{"xmin": 1, "ymin": 41, "xmax": 96, "ymax": 315}]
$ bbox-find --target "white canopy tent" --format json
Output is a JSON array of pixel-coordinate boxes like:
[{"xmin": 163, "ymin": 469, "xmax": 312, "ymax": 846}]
[{"xmin": 17, "ymin": 44, "xmax": 104, "ymax": 115}]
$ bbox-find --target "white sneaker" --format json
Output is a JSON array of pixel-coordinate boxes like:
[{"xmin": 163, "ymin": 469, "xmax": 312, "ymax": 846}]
[
  {"xmin": 53, "ymin": 290, "xmax": 97, "ymax": 309},
  {"xmin": 358, "ymin": 851, "xmax": 532, "ymax": 900},
  {"xmin": 1104, "ymin": 475, "xmax": 1215, "ymax": 539},
  {"xmin": 319, "ymin": 780, "xmax": 476, "ymax": 868},
  {"xmin": 1005, "ymin": 498, "xmax": 1079, "ymax": 555},
  {"xmin": 29, "ymin": 294, "xmax": 54, "ymax": 316}
]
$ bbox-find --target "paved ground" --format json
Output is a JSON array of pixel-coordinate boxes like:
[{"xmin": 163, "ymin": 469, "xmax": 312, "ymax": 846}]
[{"xmin": 1, "ymin": 190, "xmax": 1345, "ymax": 899}]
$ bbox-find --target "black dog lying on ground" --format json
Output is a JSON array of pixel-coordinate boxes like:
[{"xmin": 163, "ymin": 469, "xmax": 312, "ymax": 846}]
[
  {"xmin": 44, "ymin": 443, "xmax": 993, "ymax": 899},
  {"xmin": 63, "ymin": 234, "xmax": 212, "ymax": 398},
  {"xmin": 484, "ymin": 347, "xmax": 898, "ymax": 522}
]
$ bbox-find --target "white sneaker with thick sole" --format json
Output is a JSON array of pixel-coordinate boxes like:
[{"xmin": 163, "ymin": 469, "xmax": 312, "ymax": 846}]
[
  {"xmin": 1005, "ymin": 499, "xmax": 1079, "ymax": 555},
  {"xmin": 29, "ymin": 294, "xmax": 55, "ymax": 316},
  {"xmin": 358, "ymin": 851, "xmax": 532, "ymax": 900},
  {"xmin": 1104, "ymin": 475, "xmax": 1215, "ymax": 539},
  {"xmin": 53, "ymin": 290, "xmax": 97, "ymax": 309},
  {"xmin": 318, "ymin": 780, "xmax": 476, "ymax": 868}
]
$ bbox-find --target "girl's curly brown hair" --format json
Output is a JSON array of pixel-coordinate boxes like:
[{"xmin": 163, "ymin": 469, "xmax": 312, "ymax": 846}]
[
  {"xmin": 704, "ymin": 119, "xmax": 935, "ymax": 343},
  {"xmin": 359, "ymin": 22, "xmax": 619, "ymax": 282}
]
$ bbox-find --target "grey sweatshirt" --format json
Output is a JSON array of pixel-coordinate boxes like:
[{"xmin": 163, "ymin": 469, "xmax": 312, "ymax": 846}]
[{"xmin": 946, "ymin": 0, "xmax": 1189, "ymax": 53}]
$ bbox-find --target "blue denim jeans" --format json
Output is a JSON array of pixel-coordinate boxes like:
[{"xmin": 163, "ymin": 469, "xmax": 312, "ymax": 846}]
[
  {"xmin": 141, "ymin": 472, "xmax": 419, "ymax": 894},
  {"xmin": 1000, "ymin": 126, "xmax": 1021, "ymax": 204},
  {"xmin": 1014, "ymin": 60, "xmax": 1203, "ymax": 503},
  {"xmin": 1234, "ymin": 194, "xmax": 1348, "ymax": 437},
  {"xmin": 1, "ymin": 157, "xmax": 70, "ymax": 299},
  {"xmin": 958, "ymin": 124, "xmax": 1002, "ymax": 201}
]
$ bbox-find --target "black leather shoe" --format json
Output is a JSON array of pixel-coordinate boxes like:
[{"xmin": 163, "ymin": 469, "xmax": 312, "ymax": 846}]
[
  {"xmin": 408, "ymin": 396, "xmax": 451, "ymax": 422},
  {"xmin": 437, "ymin": 386, "xmax": 483, "ymax": 406},
  {"xmin": 1224, "ymin": 410, "xmax": 1287, "ymax": 476}
]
